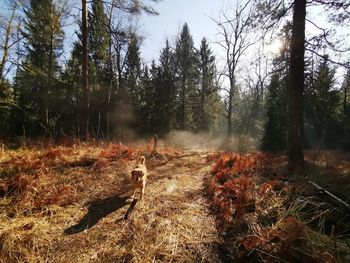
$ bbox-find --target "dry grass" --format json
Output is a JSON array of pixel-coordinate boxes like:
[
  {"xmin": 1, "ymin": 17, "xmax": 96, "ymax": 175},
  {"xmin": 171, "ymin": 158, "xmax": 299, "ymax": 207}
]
[
  {"xmin": 1, "ymin": 140, "xmax": 349, "ymax": 263},
  {"xmin": 206, "ymin": 150, "xmax": 350, "ymax": 262},
  {"xmin": 0, "ymin": 141, "xmax": 221, "ymax": 263}
]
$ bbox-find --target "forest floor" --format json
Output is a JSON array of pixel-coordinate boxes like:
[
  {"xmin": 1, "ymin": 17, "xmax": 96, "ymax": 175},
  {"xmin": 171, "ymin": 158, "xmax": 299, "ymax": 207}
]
[{"xmin": 0, "ymin": 139, "xmax": 349, "ymax": 262}]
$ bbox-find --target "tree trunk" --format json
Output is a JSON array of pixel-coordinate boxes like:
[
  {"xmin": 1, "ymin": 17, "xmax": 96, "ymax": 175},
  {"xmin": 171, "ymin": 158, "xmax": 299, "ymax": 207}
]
[
  {"xmin": 227, "ymin": 75, "xmax": 234, "ymax": 137},
  {"xmin": 80, "ymin": 0, "xmax": 89, "ymax": 138},
  {"xmin": 180, "ymin": 76, "xmax": 186, "ymax": 130},
  {"xmin": 287, "ymin": 0, "xmax": 306, "ymax": 172},
  {"xmin": 344, "ymin": 80, "xmax": 348, "ymax": 113}
]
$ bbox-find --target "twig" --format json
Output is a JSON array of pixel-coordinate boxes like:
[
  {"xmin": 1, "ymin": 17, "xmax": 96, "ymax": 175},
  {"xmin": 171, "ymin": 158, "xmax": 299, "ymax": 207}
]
[{"xmin": 308, "ymin": 180, "xmax": 350, "ymax": 208}]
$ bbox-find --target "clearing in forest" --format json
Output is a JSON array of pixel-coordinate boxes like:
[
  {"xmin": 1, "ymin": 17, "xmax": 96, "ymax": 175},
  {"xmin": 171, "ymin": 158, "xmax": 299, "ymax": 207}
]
[
  {"xmin": 0, "ymin": 140, "xmax": 349, "ymax": 262},
  {"xmin": 0, "ymin": 141, "xmax": 223, "ymax": 262}
]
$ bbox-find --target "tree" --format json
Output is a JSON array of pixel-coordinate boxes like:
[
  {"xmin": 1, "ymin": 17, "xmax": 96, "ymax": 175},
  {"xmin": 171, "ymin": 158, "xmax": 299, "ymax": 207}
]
[
  {"xmin": 287, "ymin": 0, "xmax": 306, "ymax": 172},
  {"xmin": 0, "ymin": 0, "xmax": 22, "ymax": 135},
  {"xmin": 341, "ymin": 68, "xmax": 350, "ymax": 150},
  {"xmin": 88, "ymin": 0, "xmax": 111, "ymax": 138},
  {"xmin": 154, "ymin": 39, "xmax": 177, "ymax": 134},
  {"xmin": 0, "ymin": 0, "xmax": 21, "ymax": 88},
  {"xmin": 261, "ymin": 24, "xmax": 291, "ymax": 152},
  {"xmin": 174, "ymin": 23, "xmax": 197, "ymax": 130},
  {"xmin": 304, "ymin": 56, "xmax": 341, "ymax": 149},
  {"xmin": 123, "ymin": 32, "xmax": 142, "ymax": 133},
  {"xmin": 255, "ymin": 0, "xmax": 350, "ymax": 171},
  {"xmin": 125, "ymin": 32, "xmax": 142, "ymax": 105},
  {"xmin": 262, "ymin": 74, "xmax": 287, "ymax": 152},
  {"xmin": 197, "ymin": 37, "xmax": 216, "ymax": 131},
  {"xmin": 16, "ymin": 0, "xmax": 64, "ymax": 136},
  {"xmin": 212, "ymin": 0, "xmax": 258, "ymax": 137},
  {"xmin": 80, "ymin": 0, "xmax": 89, "ymax": 138}
]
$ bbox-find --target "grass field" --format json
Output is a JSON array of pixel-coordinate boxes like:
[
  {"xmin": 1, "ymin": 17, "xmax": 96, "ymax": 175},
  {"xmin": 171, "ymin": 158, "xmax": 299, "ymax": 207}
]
[{"xmin": 0, "ymin": 139, "xmax": 349, "ymax": 262}]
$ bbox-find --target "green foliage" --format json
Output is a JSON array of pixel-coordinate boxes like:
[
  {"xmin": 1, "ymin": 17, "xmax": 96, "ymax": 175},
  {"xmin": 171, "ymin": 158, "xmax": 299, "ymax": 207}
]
[
  {"xmin": 261, "ymin": 29, "xmax": 290, "ymax": 152},
  {"xmin": 174, "ymin": 23, "xmax": 198, "ymax": 130},
  {"xmin": 88, "ymin": 0, "xmax": 112, "ymax": 138},
  {"xmin": 261, "ymin": 73, "xmax": 287, "ymax": 152},
  {"xmin": 304, "ymin": 56, "xmax": 342, "ymax": 149},
  {"xmin": 341, "ymin": 69, "xmax": 350, "ymax": 150},
  {"xmin": 0, "ymin": 79, "xmax": 14, "ymax": 135},
  {"xmin": 14, "ymin": 0, "xmax": 64, "ymax": 136},
  {"xmin": 196, "ymin": 38, "xmax": 217, "ymax": 131}
]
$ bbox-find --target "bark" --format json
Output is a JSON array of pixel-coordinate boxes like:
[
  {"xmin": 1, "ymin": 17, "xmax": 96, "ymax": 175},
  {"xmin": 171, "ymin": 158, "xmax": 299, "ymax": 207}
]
[
  {"xmin": 80, "ymin": 0, "xmax": 89, "ymax": 138},
  {"xmin": 180, "ymin": 76, "xmax": 186, "ymax": 130},
  {"xmin": 287, "ymin": 0, "xmax": 306, "ymax": 172},
  {"xmin": 227, "ymin": 76, "xmax": 234, "ymax": 137}
]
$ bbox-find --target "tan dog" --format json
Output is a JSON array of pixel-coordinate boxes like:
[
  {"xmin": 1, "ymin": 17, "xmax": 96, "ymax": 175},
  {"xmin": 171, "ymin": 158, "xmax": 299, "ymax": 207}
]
[{"xmin": 130, "ymin": 156, "xmax": 148, "ymax": 200}]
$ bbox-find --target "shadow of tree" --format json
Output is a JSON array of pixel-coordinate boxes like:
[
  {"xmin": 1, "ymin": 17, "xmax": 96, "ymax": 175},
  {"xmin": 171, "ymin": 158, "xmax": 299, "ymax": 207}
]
[{"xmin": 64, "ymin": 195, "xmax": 129, "ymax": 235}]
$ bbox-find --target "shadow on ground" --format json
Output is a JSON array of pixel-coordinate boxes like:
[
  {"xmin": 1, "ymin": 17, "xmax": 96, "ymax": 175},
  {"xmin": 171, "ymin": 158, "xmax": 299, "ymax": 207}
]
[{"xmin": 64, "ymin": 194, "xmax": 130, "ymax": 235}]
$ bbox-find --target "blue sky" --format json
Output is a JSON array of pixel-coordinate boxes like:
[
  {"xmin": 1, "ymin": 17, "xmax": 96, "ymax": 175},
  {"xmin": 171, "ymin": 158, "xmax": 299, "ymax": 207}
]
[
  {"xmin": 139, "ymin": 0, "xmax": 229, "ymax": 62},
  {"xmin": 1, "ymin": 0, "xmax": 349, "ymax": 84},
  {"xmin": 60, "ymin": 0, "xmax": 229, "ymax": 63}
]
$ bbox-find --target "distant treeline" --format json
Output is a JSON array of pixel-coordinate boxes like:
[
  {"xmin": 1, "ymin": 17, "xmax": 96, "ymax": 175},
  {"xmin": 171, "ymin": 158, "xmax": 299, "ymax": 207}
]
[{"xmin": 0, "ymin": 0, "xmax": 349, "ymax": 152}]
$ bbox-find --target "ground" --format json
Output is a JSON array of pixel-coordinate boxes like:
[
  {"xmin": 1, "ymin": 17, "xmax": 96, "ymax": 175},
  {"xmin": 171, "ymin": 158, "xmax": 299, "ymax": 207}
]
[
  {"xmin": 0, "ymin": 140, "xmax": 349, "ymax": 262},
  {"xmin": 61, "ymin": 150, "xmax": 221, "ymax": 262}
]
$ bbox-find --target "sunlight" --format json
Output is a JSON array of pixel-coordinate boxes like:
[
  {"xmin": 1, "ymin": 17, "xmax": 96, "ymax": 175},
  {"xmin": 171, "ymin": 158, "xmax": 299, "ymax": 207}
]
[{"xmin": 268, "ymin": 38, "xmax": 284, "ymax": 54}]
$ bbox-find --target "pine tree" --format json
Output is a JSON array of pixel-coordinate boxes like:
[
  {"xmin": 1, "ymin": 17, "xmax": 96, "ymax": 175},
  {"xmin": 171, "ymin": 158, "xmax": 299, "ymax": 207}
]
[
  {"xmin": 197, "ymin": 37, "xmax": 216, "ymax": 131},
  {"xmin": 16, "ymin": 0, "xmax": 64, "ymax": 135},
  {"xmin": 123, "ymin": 32, "xmax": 142, "ymax": 132},
  {"xmin": 341, "ymin": 69, "xmax": 350, "ymax": 150},
  {"xmin": 174, "ymin": 23, "xmax": 198, "ymax": 130},
  {"xmin": 261, "ymin": 26, "xmax": 290, "ymax": 152},
  {"xmin": 60, "ymin": 41, "xmax": 83, "ymax": 135},
  {"xmin": 261, "ymin": 74, "xmax": 287, "ymax": 152},
  {"xmin": 88, "ymin": 0, "xmax": 111, "ymax": 137},
  {"xmin": 125, "ymin": 32, "xmax": 142, "ymax": 104},
  {"xmin": 304, "ymin": 56, "xmax": 341, "ymax": 148}
]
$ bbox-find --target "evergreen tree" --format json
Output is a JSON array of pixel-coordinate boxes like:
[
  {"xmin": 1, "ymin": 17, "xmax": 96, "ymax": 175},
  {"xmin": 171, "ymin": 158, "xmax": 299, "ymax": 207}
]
[
  {"xmin": 304, "ymin": 56, "xmax": 341, "ymax": 148},
  {"xmin": 88, "ymin": 0, "xmax": 111, "ymax": 137},
  {"xmin": 261, "ymin": 74, "xmax": 287, "ymax": 152},
  {"xmin": 60, "ymin": 41, "xmax": 83, "ymax": 135},
  {"xmin": 125, "ymin": 32, "xmax": 142, "ymax": 104},
  {"xmin": 261, "ymin": 26, "xmax": 290, "ymax": 152},
  {"xmin": 341, "ymin": 69, "xmax": 350, "ymax": 150},
  {"xmin": 174, "ymin": 23, "xmax": 198, "ymax": 130},
  {"xmin": 124, "ymin": 32, "xmax": 142, "ymax": 132},
  {"xmin": 15, "ymin": 0, "xmax": 64, "ymax": 135},
  {"xmin": 197, "ymin": 37, "xmax": 216, "ymax": 131},
  {"xmin": 138, "ymin": 64, "xmax": 155, "ymax": 133},
  {"xmin": 0, "ymin": 79, "xmax": 13, "ymax": 136},
  {"xmin": 156, "ymin": 40, "xmax": 177, "ymax": 133}
]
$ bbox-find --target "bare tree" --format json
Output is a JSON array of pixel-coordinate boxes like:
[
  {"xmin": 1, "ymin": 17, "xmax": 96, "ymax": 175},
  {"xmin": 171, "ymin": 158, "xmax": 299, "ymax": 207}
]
[
  {"xmin": 212, "ymin": 0, "xmax": 258, "ymax": 138},
  {"xmin": 0, "ymin": 0, "xmax": 23, "ymax": 87}
]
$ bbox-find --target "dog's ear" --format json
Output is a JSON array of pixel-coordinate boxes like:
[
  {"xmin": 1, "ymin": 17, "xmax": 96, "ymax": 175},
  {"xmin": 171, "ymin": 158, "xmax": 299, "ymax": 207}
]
[{"xmin": 140, "ymin": 156, "xmax": 145, "ymax": 165}]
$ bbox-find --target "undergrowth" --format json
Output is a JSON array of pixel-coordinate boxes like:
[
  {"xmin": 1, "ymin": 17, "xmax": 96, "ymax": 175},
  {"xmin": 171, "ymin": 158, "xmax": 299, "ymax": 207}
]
[{"xmin": 206, "ymin": 151, "xmax": 350, "ymax": 262}]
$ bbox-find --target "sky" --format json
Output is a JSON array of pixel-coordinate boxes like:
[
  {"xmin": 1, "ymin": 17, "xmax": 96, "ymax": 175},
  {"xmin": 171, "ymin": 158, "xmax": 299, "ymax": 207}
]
[
  {"xmin": 138, "ymin": 0, "xmax": 349, "ymax": 85},
  {"xmin": 138, "ymin": 0, "xmax": 229, "ymax": 63},
  {"xmin": 1, "ymin": 0, "xmax": 349, "ymax": 84}
]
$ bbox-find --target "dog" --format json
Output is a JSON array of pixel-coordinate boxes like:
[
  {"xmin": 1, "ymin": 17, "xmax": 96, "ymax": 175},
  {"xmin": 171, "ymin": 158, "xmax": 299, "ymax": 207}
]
[{"xmin": 130, "ymin": 156, "xmax": 148, "ymax": 200}]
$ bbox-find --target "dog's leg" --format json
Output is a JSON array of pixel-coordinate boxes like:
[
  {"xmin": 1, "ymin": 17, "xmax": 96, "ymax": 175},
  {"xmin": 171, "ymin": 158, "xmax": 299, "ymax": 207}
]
[
  {"xmin": 140, "ymin": 182, "xmax": 146, "ymax": 200},
  {"xmin": 131, "ymin": 188, "xmax": 135, "ymax": 199}
]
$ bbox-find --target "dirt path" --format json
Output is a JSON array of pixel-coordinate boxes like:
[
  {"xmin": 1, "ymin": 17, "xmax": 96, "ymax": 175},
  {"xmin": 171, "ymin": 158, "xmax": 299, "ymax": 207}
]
[{"xmin": 58, "ymin": 151, "xmax": 223, "ymax": 262}]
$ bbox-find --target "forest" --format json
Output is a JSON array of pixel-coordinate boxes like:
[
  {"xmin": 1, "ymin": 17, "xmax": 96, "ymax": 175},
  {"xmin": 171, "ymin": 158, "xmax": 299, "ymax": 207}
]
[{"xmin": 0, "ymin": 0, "xmax": 350, "ymax": 262}]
